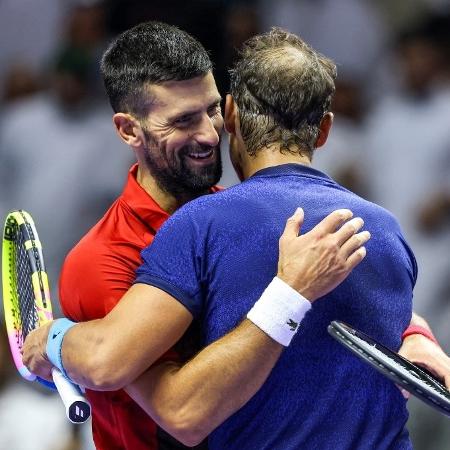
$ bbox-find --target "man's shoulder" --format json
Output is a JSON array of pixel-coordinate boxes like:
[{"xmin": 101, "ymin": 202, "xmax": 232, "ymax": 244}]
[
  {"xmin": 159, "ymin": 184, "xmax": 247, "ymax": 235},
  {"xmin": 327, "ymin": 183, "xmax": 401, "ymax": 228},
  {"xmin": 59, "ymin": 197, "xmax": 153, "ymax": 320},
  {"xmin": 62, "ymin": 197, "xmax": 150, "ymax": 272}
]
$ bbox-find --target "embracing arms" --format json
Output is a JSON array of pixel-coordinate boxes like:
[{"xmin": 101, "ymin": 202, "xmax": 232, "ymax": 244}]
[
  {"xmin": 23, "ymin": 208, "xmax": 367, "ymax": 387},
  {"xmin": 23, "ymin": 208, "xmax": 369, "ymax": 443}
]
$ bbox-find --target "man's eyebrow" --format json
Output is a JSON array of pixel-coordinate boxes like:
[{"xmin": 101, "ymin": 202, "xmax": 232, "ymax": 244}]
[
  {"xmin": 168, "ymin": 97, "xmax": 222, "ymax": 122},
  {"xmin": 209, "ymin": 96, "xmax": 223, "ymax": 107}
]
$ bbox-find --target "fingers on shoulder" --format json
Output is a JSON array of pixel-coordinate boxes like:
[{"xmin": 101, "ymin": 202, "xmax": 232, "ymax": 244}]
[
  {"xmin": 313, "ymin": 209, "xmax": 353, "ymax": 236},
  {"xmin": 280, "ymin": 207, "xmax": 305, "ymax": 240}
]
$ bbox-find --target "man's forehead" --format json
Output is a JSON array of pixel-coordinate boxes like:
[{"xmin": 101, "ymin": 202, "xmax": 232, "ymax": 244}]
[{"xmin": 146, "ymin": 72, "xmax": 220, "ymax": 108}]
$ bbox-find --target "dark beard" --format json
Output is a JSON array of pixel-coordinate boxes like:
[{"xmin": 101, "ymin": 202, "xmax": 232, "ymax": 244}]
[{"xmin": 143, "ymin": 130, "xmax": 222, "ymax": 198}]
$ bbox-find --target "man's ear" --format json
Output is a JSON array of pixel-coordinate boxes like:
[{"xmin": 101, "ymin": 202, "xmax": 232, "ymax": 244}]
[
  {"xmin": 315, "ymin": 112, "xmax": 334, "ymax": 148},
  {"xmin": 224, "ymin": 94, "xmax": 238, "ymax": 136},
  {"xmin": 113, "ymin": 113, "xmax": 143, "ymax": 147}
]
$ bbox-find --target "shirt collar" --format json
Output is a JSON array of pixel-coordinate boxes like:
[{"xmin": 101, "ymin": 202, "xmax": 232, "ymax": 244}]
[
  {"xmin": 121, "ymin": 164, "xmax": 224, "ymax": 230},
  {"xmin": 121, "ymin": 164, "xmax": 169, "ymax": 230},
  {"xmin": 250, "ymin": 163, "xmax": 332, "ymax": 182}
]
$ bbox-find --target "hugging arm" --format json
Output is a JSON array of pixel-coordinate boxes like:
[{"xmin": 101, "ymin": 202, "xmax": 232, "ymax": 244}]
[
  {"xmin": 125, "ymin": 208, "xmax": 370, "ymax": 445},
  {"xmin": 399, "ymin": 313, "xmax": 450, "ymax": 389},
  {"xmin": 23, "ymin": 208, "xmax": 369, "ymax": 445}
]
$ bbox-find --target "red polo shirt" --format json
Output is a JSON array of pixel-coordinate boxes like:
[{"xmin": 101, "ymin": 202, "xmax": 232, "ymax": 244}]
[{"xmin": 60, "ymin": 164, "xmax": 218, "ymax": 449}]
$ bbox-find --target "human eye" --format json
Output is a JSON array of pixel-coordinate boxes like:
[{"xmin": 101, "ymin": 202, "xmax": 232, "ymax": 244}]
[
  {"xmin": 208, "ymin": 104, "xmax": 222, "ymax": 117},
  {"xmin": 174, "ymin": 115, "xmax": 193, "ymax": 127}
]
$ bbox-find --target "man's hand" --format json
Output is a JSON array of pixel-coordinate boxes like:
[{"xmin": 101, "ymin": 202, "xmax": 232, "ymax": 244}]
[
  {"xmin": 22, "ymin": 321, "xmax": 53, "ymax": 381},
  {"xmin": 399, "ymin": 334, "xmax": 450, "ymax": 389},
  {"xmin": 277, "ymin": 208, "xmax": 369, "ymax": 301}
]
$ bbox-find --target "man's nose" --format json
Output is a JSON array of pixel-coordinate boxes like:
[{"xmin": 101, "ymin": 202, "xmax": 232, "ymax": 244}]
[{"xmin": 194, "ymin": 114, "xmax": 221, "ymax": 147}]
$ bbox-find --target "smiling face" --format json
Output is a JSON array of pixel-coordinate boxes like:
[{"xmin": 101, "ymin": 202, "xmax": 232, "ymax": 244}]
[{"xmin": 139, "ymin": 72, "xmax": 223, "ymax": 197}]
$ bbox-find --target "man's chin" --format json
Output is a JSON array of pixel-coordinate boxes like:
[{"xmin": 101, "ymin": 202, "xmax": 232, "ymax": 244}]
[{"xmin": 182, "ymin": 151, "xmax": 222, "ymax": 187}]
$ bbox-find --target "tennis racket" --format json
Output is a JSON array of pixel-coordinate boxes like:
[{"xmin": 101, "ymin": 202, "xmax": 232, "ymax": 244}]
[
  {"xmin": 2, "ymin": 210, "xmax": 91, "ymax": 423},
  {"xmin": 328, "ymin": 320, "xmax": 450, "ymax": 417}
]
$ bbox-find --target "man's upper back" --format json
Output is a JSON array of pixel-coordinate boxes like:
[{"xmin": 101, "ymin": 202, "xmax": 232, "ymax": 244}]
[{"xmin": 136, "ymin": 163, "xmax": 416, "ymax": 450}]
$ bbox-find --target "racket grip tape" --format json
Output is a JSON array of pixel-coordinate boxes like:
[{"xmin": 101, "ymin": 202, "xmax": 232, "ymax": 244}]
[{"xmin": 51, "ymin": 368, "xmax": 91, "ymax": 423}]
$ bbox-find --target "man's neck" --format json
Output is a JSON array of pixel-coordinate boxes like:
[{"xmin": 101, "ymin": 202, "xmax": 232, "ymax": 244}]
[
  {"xmin": 136, "ymin": 164, "xmax": 206, "ymax": 214},
  {"xmin": 242, "ymin": 145, "xmax": 312, "ymax": 180}
]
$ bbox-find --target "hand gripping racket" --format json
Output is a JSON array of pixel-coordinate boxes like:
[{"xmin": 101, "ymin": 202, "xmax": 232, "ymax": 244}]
[
  {"xmin": 328, "ymin": 320, "xmax": 450, "ymax": 418},
  {"xmin": 2, "ymin": 210, "xmax": 91, "ymax": 423}
]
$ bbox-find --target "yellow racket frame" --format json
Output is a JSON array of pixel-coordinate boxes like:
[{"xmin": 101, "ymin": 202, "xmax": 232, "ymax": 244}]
[{"xmin": 2, "ymin": 210, "xmax": 53, "ymax": 380}]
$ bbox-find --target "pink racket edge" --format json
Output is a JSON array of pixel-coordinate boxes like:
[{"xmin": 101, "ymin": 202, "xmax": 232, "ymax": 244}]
[{"xmin": 7, "ymin": 330, "xmax": 36, "ymax": 381}]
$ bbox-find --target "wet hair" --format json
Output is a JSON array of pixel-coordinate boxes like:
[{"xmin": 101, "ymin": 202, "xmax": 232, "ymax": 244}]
[
  {"xmin": 101, "ymin": 21, "xmax": 212, "ymax": 117},
  {"xmin": 229, "ymin": 28, "xmax": 337, "ymax": 158}
]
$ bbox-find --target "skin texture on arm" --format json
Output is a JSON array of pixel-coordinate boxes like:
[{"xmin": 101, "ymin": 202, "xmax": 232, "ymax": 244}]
[
  {"xmin": 399, "ymin": 312, "xmax": 450, "ymax": 388},
  {"xmin": 22, "ymin": 208, "xmax": 368, "ymax": 395},
  {"xmin": 23, "ymin": 285, "xmax": 194, "ymax": 390},
  {"xmin": 126, "ymin": 321, "xmax": 280, "ymax": 447}
]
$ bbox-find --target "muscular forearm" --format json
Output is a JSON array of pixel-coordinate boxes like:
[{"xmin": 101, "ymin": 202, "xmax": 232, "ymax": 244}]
[
  {"xmin": 61, "ymin": 317, "xmax": 159, "ymax": 390},
  {"xmin": 60, "ymin": 284, "xmax": 193, "ymax": 390},
  {"xmin": 126, "ymin": 319, "xmax": 283, "ymax": 446}
]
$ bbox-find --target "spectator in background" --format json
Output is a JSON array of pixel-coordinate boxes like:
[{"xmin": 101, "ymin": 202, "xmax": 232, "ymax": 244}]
[
  {"xmin": 1, "ymin": 63, "xmax": 43, "ymax": 105},
  {"xmin": 313, "ymin": 76, "xmax": 369, "ymax": 199},
  {"xmin": 364, "ymin": 18, "xmax": 450, "ymax": 323},
  {"xmin": 61, "ymin": 2, "xmax": 109, "ymax": 100},
  {"xmin": 0, "ymin": 45, "xmax": 132, "ymax": 306},
  {"xmin": 363, "ymin": 18, "xmax": 450, "ymax": 449},
  {"xmin": 0, "ymin": 0, "xmax": 67, "ymax": 96},
  {"xmin": 258, "ymin": 0, "xmax": 388, "ymax": 89}
]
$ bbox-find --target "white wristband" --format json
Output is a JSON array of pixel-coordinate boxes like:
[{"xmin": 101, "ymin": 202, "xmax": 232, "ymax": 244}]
[{"xmin": 247, "ymin": 276, "xmax": 311, "ymax": 346}]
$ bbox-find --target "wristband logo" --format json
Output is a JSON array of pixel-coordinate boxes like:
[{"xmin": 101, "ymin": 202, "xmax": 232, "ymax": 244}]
[
  {"xmin": 52, "ymin": 331, "xmax": 62, "ymax": 339},
  {"xmin": 287, "ymin": 319, "xmax": 298, "ymax": 332}
]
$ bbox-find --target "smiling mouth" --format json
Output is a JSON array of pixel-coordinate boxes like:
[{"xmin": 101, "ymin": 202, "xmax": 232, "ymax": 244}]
[{"xmin": 187, "ymin": 149, "xmax": 214, "ymax": 159}]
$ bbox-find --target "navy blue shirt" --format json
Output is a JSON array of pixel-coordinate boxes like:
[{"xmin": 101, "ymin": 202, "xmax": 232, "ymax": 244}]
[{"xmin": 136, "ymin": 164, "xmax": 417, "ymax": 450}]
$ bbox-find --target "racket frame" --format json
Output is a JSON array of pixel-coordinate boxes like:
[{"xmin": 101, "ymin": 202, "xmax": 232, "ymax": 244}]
[
  {"xmin": 2, "ymin": 210, "xmax": 91, "ymax": 423},
  {"xmin": 328, "ymin": 320, "xmax": 450, "ymax": 418}
]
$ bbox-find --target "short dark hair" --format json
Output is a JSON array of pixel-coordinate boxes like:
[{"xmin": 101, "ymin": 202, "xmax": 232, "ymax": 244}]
[
  {"xmin": 101, "ymin": 21, "xmax": 213, "ymax": 117},
  {"xmin": 230, "ymin": 28, "xmax": 337, "ymax": 158}
]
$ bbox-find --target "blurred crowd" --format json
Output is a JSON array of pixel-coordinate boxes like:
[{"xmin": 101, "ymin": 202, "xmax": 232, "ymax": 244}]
[{"xmin": 0, "ymin": 1, "xmax": 449, "ymax": 449}]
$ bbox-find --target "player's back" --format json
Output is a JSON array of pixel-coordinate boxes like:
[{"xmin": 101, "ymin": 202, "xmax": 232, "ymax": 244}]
[
  {"xmin": 206, "ymin": 164, "xmax": 415, "ymax": 450},
  {"xmin": 138, "ymin": 163, "xmax": 415, "ymax": 450}
]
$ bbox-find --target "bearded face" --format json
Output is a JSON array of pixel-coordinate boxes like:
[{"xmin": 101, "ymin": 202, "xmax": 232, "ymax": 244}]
[
  {"xmin": 142, "ymin": 127, "xmax": 222, "ymax": 196},
  {"xmin": 138, "ymin": 73, "xmax": 224, "ymax": 196}
]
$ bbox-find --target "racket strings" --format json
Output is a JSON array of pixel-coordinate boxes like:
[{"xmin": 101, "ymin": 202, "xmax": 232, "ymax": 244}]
[
  {"xmin": 7, "ymin": 243, "xmax": 22, "ymax": 345},
  {"xmin": 15, "ymin": 227, "xmax": 39, "ymax": 340},
  {"xmin": 22, "ymin": 213, "xmax": 48, "ymax": 309}
]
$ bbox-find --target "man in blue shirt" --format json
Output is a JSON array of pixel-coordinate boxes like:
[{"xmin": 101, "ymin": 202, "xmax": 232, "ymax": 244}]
[{"xmin": 132, "ymin": 29, "xmax": 416, "ymax": 449}]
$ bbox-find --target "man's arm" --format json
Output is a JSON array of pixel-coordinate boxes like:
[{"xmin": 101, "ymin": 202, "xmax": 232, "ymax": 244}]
[
  {"xmin": 399, "ymin": 312, "xmax": 450, "ymax": 388},
  {"xmin": 25, "ymin": 285, "xmax": 193, "ymax": 390},
  {"xmin": 126, "ymin": 321, "xmax": 279, "ymax": 446},
  {"xmin": 23, "ymin": 208, "xmax": 368, "ymax": 392}
]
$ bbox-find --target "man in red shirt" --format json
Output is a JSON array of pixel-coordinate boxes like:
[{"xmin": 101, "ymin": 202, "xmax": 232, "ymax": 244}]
[
  {"xmin": 60, "ymin": 164, "xmax": 222, "ymax": 449},
  {"xmin": 57, "ymin": 21, "xmax": 369, "ymax": 449}
]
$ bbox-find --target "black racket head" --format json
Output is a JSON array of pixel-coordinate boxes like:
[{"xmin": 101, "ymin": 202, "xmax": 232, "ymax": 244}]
[{"xmin": 328, "ymin": 320, "xmax": 450, "ymax": 418}]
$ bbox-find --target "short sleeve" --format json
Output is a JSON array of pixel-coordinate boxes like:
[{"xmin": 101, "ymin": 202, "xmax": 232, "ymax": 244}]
[{"xmin": 135, "ymin": 208, "xmax": 205, "ymax": 319}]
